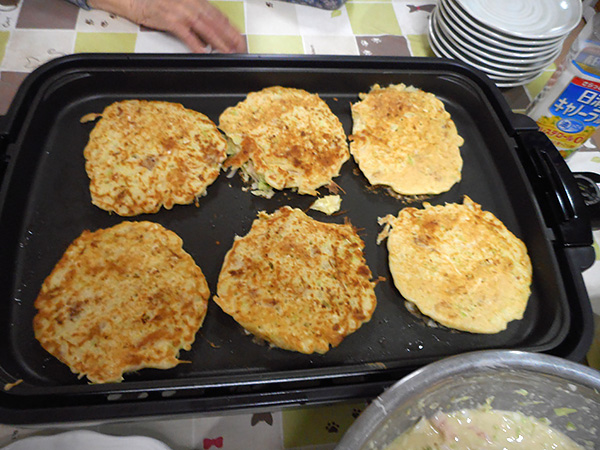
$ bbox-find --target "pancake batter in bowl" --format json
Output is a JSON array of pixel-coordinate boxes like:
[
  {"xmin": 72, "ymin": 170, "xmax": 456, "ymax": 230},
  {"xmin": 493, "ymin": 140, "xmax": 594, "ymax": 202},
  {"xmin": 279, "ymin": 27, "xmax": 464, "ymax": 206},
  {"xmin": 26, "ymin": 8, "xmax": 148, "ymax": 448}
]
[{"xmin": 385, "ymin": 408, "xmax": 584, "ymax": 450}]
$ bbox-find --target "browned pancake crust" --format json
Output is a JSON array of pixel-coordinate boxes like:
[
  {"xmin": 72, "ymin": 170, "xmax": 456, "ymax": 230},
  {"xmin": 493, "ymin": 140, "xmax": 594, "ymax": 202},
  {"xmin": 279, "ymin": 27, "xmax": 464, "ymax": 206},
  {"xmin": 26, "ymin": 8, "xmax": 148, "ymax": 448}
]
[
  {"xmin": 379, "ymin": 196, "xmax": 532, "ymax": 333},
  {"xmin": 214, "ymin": 207, "xmax": 377, "ymax": 354},
  {"xmin": 84, "ymin": 100, "xmax": 227, "ymax": 216},
  {"xmin": 33, "ymin": 221, "xmax": 210, "ymax": 383},
  {"xmin": 350, "ymin": 84, "xmax": 463, "ymax": 195},
  {"xmin": 218, "ymin": 86, "xmax": 349, "ymax": 196}
]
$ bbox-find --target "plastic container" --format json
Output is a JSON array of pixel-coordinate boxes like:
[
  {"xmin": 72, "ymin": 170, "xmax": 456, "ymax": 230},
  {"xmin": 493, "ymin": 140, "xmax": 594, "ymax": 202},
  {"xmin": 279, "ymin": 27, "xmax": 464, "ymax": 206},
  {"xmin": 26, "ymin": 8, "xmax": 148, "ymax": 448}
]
[
  {"xmin": 527, "ymin": 13, "xmax": 600, "ymax": 159},
  {"xmin": 336, "ymin": 350, "xmax": 600, "ymax": 450}
]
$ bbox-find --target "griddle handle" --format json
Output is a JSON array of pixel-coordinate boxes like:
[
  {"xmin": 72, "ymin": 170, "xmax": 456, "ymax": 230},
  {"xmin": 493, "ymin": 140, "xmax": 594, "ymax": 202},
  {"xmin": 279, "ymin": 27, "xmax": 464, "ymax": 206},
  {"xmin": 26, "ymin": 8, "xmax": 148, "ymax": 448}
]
[
  {"xmin": 573, "ymin": 172, "xmax": 600, "ymax": 230},
  {"xmin": 515, "ymin": 129, "xmax": 593, "ymax": 248}
]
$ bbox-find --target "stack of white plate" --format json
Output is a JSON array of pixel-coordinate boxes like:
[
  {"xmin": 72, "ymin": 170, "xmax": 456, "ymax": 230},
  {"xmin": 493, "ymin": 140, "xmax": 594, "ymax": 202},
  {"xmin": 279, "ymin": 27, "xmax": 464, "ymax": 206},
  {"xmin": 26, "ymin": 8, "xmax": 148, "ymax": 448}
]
[{"xmin": 428, "ymin": 0, "xmax": 583, "ymax": 88}]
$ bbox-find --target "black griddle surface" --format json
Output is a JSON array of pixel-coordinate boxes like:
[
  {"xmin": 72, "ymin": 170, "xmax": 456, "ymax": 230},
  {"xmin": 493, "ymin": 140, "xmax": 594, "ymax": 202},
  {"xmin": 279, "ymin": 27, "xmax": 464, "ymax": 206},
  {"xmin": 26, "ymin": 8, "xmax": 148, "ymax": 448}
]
[{"xmin": 0, "ymin": 55, "xmax": 570, "ymax": 405}]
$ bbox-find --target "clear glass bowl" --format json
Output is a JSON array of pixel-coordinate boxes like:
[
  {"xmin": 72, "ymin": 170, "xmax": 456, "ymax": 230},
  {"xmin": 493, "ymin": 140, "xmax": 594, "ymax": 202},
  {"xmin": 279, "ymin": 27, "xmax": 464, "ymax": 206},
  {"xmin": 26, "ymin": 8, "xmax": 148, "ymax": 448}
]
[{"xmin": 336, "ymin": 350, "xmax": 600, "ymax": 450}]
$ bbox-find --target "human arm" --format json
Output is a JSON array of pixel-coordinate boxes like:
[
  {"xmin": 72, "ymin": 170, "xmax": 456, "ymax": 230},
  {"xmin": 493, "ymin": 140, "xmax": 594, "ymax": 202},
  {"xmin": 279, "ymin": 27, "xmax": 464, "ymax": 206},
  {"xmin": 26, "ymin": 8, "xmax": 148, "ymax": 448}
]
[{"xmin": 66, "ymin": 0, "xmax": 245, "ymax": 53}]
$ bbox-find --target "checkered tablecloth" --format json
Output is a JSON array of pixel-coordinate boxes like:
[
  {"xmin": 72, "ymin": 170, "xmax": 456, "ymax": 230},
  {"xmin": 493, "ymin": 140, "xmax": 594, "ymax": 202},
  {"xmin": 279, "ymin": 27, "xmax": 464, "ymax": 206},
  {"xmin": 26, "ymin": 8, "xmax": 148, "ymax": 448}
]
[
  {"xmin": 0, "ymin": 1, "xmax": 598, "ymax": 449},
  {"xmin": 0, "ymin": 0, "xmax": 551, "ymax": 114}
]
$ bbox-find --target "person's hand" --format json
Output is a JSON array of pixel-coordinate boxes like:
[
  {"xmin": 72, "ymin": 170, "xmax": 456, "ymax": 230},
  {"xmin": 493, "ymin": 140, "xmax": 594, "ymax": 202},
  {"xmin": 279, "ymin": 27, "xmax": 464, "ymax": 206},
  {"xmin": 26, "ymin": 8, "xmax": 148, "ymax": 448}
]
[{"xmin": 88, "ymin": 0, "xmax": 246, "ymax": 53}]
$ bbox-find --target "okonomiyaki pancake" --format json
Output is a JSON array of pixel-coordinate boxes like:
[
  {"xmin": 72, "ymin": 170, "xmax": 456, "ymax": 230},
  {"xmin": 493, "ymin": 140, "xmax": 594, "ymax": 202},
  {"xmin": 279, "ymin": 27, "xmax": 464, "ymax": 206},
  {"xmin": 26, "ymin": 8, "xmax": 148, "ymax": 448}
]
[
  {"xmin": 33, "ymin": 221, "xmax": 210, "ymax": 384},
  {"xmin": 350, "ymin": 83, "xmax": 464, "ymax": 195},
  {"xmin": 83, "ymin": 100, "xmax": 227, "ymax": 216},
  {"xmin": 214, "ymin": 206, "xmax": 377, "ymax": 354},
  {"xmin": 378, "ymin": 196, "xmax": 532, "ymax": 334},
  {"xmin": 218, "ymin": 86, "xmax": 349, "ymax": 197}
]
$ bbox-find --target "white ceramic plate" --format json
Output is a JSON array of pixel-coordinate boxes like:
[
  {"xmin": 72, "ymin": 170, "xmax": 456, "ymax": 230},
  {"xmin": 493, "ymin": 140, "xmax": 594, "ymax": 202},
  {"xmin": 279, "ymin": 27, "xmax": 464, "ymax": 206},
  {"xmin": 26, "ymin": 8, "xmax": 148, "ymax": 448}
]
[
  {"xmin": 428, "ymin": 16, "xmax": 543, "ymax": 88},
  {"xmin": 437, "ymin": 1, "xmax": 563, "ymax": 59},
  {"xmin": 431, "ymin": 11, "xmax": 549, "ymax": 77},
  {"xmin": 1, "ymin": 430, "xmax": 173, "ymax": 450},
  {"xmin": 436, "ymin": 8, "xmax": 562, "ymax": 67},
  {"xmin": 428, "ymin": 19, "xmax": 452, "ymax": 59},
  {"xmin": 443, "ymin": 0, "xmax": 568, "ymax": 47},
  {"xmin": 480, "ymin": 71, "xmax": 542, "ymax": 88},
  {"xmin": 454, "ymin": 0, "xmax": 582, "ymax": 40},
  {"xmin": 486, "ymin": 70, "xmax": 545, "ymax": 83},
  {"xmin": 440, "ymin": 28, "xmax": 559, "ymax": 72}
]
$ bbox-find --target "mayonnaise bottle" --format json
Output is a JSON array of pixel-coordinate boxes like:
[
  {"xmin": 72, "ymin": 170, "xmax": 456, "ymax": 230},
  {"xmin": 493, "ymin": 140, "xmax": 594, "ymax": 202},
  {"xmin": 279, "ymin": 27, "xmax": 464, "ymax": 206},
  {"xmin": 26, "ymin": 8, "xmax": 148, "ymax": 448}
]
[{"xmin": 526, "ymin": 12, "xmax": 600, "ymax": 159}]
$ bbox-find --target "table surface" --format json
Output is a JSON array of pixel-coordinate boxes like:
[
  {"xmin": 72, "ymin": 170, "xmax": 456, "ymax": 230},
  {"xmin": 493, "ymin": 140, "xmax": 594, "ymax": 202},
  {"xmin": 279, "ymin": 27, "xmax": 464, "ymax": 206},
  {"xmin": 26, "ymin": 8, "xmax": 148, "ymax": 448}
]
[{"xmin": 0, "ymin": 1, "xmax": 599, "ymax": 449}]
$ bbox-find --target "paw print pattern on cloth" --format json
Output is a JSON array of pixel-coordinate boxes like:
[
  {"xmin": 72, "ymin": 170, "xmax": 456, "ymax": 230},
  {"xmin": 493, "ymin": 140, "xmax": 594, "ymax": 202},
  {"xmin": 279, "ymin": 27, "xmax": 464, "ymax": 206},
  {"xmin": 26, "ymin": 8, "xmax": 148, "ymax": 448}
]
[
  {"xmin": 352, "ymin": 407, "xmax": 363, "ymax": 418},
  {"xmin": 356, "ymin": 35, "xmax": 410, "ymax": 57},
  {"xmin": 326, "ymin": 421, "xmax": 339, "ymax": 433}
]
